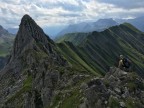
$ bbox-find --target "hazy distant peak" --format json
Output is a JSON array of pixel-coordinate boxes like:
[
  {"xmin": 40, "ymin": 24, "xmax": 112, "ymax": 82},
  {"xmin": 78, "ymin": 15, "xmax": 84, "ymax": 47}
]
[
  {"xmin": 95, "ymin": 18, "xmax": 118, "ymax": 25},
  {"xmin": 0, "ymin": 25, "xmax": 13, "ymax": 37}
]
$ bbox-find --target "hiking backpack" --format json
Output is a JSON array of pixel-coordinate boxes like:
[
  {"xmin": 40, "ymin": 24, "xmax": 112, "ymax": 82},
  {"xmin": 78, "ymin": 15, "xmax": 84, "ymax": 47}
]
[{"xmin": 122, "ymin": 58, "xmax": 131, "ymax": 68}]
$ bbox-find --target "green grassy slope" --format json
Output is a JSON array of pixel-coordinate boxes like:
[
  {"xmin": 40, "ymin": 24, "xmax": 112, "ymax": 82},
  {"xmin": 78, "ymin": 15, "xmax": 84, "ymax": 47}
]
[
  {"xmin": 57, "ymin": 42, "xmax": 101, "ymax": 76},
  {"xmin": 56, "ymin": 23, "xmax": 144, "ymax": 77},
  {"xmin": 55, "ymin": 33, "xmax": 90, "ymax": 46}
]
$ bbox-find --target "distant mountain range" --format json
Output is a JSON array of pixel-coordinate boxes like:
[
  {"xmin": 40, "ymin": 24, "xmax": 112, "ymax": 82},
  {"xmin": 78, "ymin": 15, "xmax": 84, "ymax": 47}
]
[
  {"xmin": 56, "ymin": 18, "xmax": 119, "ymax": 37},
  {"xmin": 115, "ymin": 16, "xmax": 144, "ymax": 32},
  {"xmin": 7, "ymin": 28, "xmax": 18, "ymax": 34},
  {"xmin": 56, "ymin": 16, "xmax": 144, "ymax": 39}
]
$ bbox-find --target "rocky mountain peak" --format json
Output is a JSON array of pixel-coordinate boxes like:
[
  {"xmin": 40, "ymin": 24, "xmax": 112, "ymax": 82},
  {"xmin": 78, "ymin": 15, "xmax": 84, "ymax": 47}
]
[
  {"xmin": 1, "ymin": 14, "xmax": 67, "ymax": 78},
  {"xmin": 21, "ymin": 14, "xmax": 33, "ymax": 22},
  {"xmin": 13, "ymin": 14, "xmax": 54, "ymax": 58},
  {"xmin": 0, "ymin": 15, "xmax": 67, "ymax": 107},
  {"xmin": 20, "ymin": 14, "xmax": 38, "ymax": 31}
]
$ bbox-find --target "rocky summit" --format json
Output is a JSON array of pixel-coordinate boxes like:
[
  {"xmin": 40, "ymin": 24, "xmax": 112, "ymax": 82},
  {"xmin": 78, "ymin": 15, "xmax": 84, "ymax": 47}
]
[
  {"xmin": 0, "ymin": 15, "xmax": 144, "ymax": 108},
  {"xmin": 80, "ymin": 67, "xmax": 144, "ymax": 108}
]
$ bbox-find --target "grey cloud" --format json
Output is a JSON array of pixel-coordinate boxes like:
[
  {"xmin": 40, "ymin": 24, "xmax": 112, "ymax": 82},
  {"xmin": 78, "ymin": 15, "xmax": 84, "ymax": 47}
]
[
  {"xmin": 97, "ymin": 9, "xmax": 144, "ymax": 20},
  {"xmin": 1, "ymin": 17, "xmax": 18, "ymax": 25},
  {"xmin": 9, "ymin": 9, "xmax": 20, "ymax": 16},
  {"xmin": 81, "ymin": 0, "xmax": 91, "ymax": 2},
  {"xmin": 0, "ymin": 16, "xmax": 19, "ymax": 28},
  {"xmin": 1, "ymin": 0, "xmax": 144, "ymax": 29},
  {"xmin": 0, "ymin": 7, "xmax": 20, "ymax": 16},
  {"xmin": 60, "ymin": 3, "xmax": 85, "ymax": 12},
  {"xmin": 97, "ymin": 0, "xmax": 144, "ymax": 9},
  {"xmin": 58, "ymin": 13, "xmax": 81, "ymax": 18},
  {"xmin": 1, "ymin": 0, "xmax": 20, "ymax": 4},
  {"xmin": 36, "ymin": 1, "xmax": 85, "ymax": 12},
  {"xmin": 0, "ymin": 8, "xmax": 8, "ymax": 14}
]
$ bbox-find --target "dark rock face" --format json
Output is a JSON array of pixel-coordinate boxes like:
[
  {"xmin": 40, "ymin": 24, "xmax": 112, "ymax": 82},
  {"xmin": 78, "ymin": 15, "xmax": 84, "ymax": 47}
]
[
  {"xmin": 13, "ymin": 14, "xmax": 54, "ymax": 59},
  {"xmin": 80, "ymin": 67, "xmax": 144, "ymax": 108},
  {"xmin": 0, "ymin": 14, "xmax": 67, "ymax": 108}
]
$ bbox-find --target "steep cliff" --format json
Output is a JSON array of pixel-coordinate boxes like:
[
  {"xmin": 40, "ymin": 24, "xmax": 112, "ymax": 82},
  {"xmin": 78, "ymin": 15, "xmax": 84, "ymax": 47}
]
[{"xmin": 0, "ymin": 14, "xmax": 68, "ymax": 108}]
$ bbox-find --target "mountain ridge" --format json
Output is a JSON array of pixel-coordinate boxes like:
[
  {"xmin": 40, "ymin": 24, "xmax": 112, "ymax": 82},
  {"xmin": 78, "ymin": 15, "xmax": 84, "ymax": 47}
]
[
  {"xmin": 115, "ymin": 16, "xmax": 144, "ymax": 32},
  {"xmin": 56, "ymin": 16, "xmax": 144, "ymax": 39},
  {"xmin": 57, "ymin": 23, "xmax": 144, "ymax": 77}
]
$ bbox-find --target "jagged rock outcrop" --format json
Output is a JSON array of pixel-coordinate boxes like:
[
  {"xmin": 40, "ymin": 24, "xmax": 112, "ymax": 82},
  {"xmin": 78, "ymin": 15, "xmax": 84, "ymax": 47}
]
[
  {"xmin": 0, "ymin": 14, "xmax": 68, "ymax": 108},
  {"xmin": 80, "ymin": 67, "xmax": 144, "ymax": 108},
  {"xmin": 12, "ymin": 14, "xmax": 55, "ymax": 58}
]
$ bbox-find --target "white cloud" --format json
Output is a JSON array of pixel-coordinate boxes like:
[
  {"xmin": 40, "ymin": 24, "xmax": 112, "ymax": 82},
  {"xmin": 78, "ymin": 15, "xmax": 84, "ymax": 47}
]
[
  {"xmin": 1, "ymin": 0, "xmax": 21, "ymax": 5},
  {"xmin": 0, "ymin": 0, "xmax": 144, "ymax": 29},
  {"xmin": 97, "ymin": 0, "xmax": 144, "ymax": 9}
]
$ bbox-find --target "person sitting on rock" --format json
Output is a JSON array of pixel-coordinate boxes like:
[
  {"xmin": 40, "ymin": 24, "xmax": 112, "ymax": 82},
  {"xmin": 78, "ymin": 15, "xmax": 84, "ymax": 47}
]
[{"xmin": 118, "ymin": 55, "xmax": 131, "ymax": 72}]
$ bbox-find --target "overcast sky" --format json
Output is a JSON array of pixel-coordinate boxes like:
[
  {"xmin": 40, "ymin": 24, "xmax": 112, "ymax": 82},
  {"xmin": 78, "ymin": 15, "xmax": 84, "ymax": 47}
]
[{"xmin": 0, "ymin": 0, "xmax": 144, "ymax": 29}]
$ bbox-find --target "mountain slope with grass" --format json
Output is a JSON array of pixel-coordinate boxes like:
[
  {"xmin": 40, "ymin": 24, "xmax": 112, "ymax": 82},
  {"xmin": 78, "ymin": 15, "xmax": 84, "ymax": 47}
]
[
  {"xmin": 56, "ymin": 33, "xmax": 90, "ymax": 46},
  {"xmin": 57, "ymin": 23, "xmax": 144, "ymax": 77}
]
